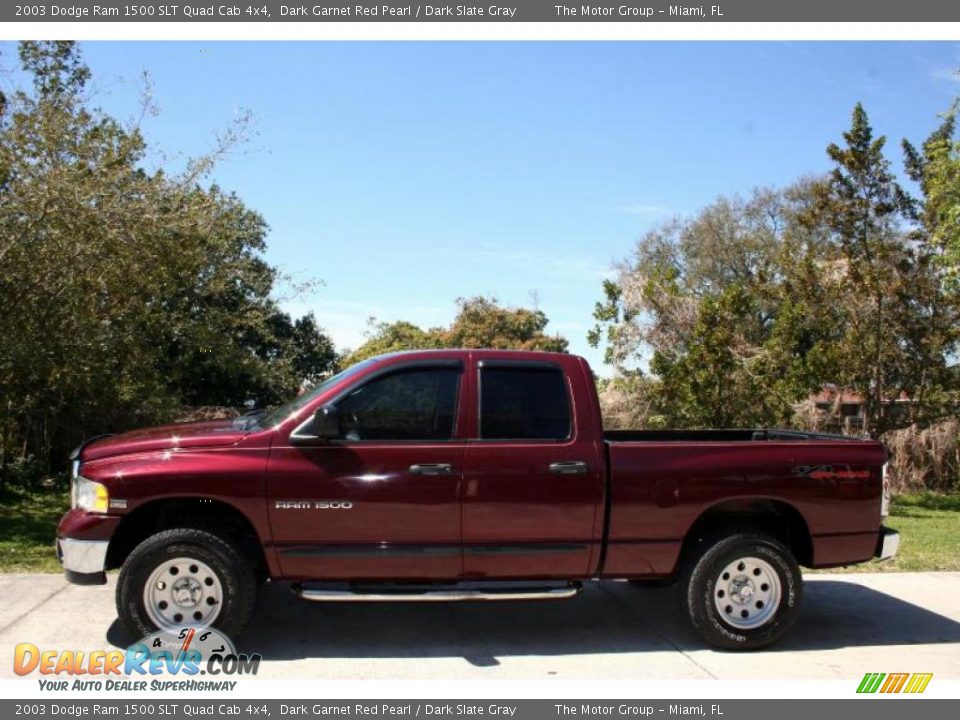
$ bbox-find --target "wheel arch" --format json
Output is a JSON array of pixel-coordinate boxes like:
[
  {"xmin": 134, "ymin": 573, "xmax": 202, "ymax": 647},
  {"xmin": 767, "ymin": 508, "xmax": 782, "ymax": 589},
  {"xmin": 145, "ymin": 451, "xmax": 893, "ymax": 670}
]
[
  {"xmin": 677, "ymin": 497, "xmax": 814, "ymax": 572},
  {"xmin": 106, "ymin": 496, "xmax": 269, "ymax": 581}
]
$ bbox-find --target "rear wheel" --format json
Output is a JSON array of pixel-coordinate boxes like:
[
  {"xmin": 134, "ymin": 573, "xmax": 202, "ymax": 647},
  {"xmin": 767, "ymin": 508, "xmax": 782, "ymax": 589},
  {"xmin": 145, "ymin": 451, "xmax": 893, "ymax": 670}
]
[
  {"xmin": 683, "ymin": 532, "xmax": 802, "ymax": 650},
  {"xmin": 116, "ymin": 528, "xmax": 256, "ymax": 638}
]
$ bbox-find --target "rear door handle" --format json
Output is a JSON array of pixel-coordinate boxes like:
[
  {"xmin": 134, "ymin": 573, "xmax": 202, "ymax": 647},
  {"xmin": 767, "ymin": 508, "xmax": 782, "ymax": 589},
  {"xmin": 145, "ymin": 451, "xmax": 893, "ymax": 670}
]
[
  {"xmin": 409, "ymin": 463, "xmax": 454, "ymax": 476},
  {"xmin": 549, "ymin": 461, "xmax": 589, "ymax": 475}
]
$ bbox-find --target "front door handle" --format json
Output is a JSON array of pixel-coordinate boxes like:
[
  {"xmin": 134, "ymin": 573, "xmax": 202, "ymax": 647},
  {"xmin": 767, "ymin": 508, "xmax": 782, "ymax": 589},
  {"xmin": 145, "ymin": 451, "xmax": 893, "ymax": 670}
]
[
  {"xmin": 549, "ymin": 460, "xmax": 589, "ymax": 475},
  {"xmin": 409, "ymin": 463, "xmax": 454, "ymax": 476}
]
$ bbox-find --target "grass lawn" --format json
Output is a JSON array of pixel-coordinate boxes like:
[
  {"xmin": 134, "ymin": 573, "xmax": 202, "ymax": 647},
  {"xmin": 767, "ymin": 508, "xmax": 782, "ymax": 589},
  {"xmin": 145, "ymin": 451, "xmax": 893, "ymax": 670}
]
[
  {"xmin": 0, "ymin": 486, "xmax": 68, "ymax": 572},
  {"xmin": 0, "ymin": 487, "xmax": 956, "ymax": 574}
]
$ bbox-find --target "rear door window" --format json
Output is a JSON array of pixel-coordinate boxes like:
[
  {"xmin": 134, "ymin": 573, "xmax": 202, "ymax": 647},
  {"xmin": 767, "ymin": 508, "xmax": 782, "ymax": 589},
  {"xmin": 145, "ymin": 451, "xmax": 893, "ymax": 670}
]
[{"xmin": 479, "ymin": 365, "xmax": 571, "ymax": 440}]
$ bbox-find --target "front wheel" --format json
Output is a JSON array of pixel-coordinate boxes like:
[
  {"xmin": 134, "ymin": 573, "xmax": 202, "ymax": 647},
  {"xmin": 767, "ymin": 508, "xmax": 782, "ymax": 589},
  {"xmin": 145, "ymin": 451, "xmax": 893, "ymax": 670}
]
[
  {"xmin": 116, "ymin": 528, "xmax": 256, "ymax": 639},
  {"xmin": 683, "ymin": 533, "xmax": 802, "ymax": 650}
]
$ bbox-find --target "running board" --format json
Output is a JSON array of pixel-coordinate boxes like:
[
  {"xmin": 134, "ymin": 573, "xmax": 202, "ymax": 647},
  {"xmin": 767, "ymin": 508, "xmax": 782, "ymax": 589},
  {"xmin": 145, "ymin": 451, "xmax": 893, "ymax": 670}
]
[{"xmin": 292, "ymin": 580, "xmax": 582, "ymax": 603}]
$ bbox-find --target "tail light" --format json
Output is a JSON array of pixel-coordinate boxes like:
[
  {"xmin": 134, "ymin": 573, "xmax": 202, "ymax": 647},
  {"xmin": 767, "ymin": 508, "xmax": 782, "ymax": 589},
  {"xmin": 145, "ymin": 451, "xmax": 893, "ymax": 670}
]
[{"xmin": 880, "ymin": 462, "xmax": 891, "ymax": 519}]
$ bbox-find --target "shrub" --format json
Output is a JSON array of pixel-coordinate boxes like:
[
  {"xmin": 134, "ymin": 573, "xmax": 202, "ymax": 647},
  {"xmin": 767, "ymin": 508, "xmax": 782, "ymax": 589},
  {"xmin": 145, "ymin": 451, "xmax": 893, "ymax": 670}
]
[
  {"xmin": 0, "ymin": 455, "xmax": 44, "ymax": 492},
  {"xmin": 882, "ymin": 419, "xmax": 960, "ymax": 494}
]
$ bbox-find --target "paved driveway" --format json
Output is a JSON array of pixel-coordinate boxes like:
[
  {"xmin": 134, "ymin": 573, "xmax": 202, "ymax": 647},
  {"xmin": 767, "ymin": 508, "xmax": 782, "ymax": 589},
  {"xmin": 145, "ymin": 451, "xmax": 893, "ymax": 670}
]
[{"xmin": 1, "ymin": 572, "xmax": 959, "ymax": 680}]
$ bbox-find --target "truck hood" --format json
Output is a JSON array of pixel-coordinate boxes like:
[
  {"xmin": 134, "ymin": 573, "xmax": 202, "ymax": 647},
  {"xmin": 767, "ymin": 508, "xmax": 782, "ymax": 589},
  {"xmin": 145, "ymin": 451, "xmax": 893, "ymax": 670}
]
[{"xmin": 79, "ymin": 419, "xmax": 248, "ymax": 462}]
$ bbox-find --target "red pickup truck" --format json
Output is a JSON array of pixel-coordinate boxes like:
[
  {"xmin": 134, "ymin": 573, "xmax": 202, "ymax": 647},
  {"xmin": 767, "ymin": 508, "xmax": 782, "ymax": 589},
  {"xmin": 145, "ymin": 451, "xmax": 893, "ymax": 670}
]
[{"xmin": 57, "ymin": 350, "xmax": 897, "ymax": 649}]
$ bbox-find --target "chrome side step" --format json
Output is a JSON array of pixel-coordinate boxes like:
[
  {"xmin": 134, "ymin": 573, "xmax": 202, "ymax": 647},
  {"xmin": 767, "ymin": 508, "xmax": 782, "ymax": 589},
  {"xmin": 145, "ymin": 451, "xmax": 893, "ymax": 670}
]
[{"xmin": 292, "ymin": 580, "xmax": 582, "ymax": 603}]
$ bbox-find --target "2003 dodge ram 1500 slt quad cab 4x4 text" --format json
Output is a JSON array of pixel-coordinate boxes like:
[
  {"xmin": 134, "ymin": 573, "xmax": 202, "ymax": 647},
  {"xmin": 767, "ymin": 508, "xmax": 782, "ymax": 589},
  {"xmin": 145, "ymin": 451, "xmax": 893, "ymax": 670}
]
[{"xmin": 57, "ymin": 350, "xmax": 898, "ymax": 649}]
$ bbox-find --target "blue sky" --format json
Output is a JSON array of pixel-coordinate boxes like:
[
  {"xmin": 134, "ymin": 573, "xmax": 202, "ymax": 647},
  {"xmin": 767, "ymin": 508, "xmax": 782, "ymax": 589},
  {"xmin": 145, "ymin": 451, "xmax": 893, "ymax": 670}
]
[{"xmin": 4, "ymin": 41, "xmax": 960, "ymax": 373}]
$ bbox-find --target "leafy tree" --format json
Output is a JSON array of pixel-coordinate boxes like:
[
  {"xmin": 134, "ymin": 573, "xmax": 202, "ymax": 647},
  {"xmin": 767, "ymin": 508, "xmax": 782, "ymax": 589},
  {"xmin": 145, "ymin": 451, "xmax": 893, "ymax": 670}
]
[
  {"xmin": 288, "ymin": 314, "xmax": 340, "ymax": 387},
  {"xmin": 341, "ymin": 320, "xmax": 443, "ymax": 367},
  {"xmin": 904, "ymin": 112, "xmax": 960, "ymax": 291},
  {"xmin": 342, "ymin": 296, "xmax": 568, "ymax": 367},
  {"xmin": 591, "ymin": 104, "xmax": 957, "ymax": 435},
  {"xmin": 807, "ymin": 103, "xmax": 954, "ymax": 435},
  {"xmin": 648, "ymin": 286, "xmax": 824, "ymax": 428},
  {"xmin": 900, "ymin": 112, "xmax": 960, "ymax": 421},
  {"xmin": 590, "ymin": 183, "xmax": 831, "ymax": 428},
  {"xmin": 443, "ymin": 296, "xmax": 568, "ymax": 352},
  {"xmin": 0, "ymin": 42, "xmax": 336, "ymax": 473}
]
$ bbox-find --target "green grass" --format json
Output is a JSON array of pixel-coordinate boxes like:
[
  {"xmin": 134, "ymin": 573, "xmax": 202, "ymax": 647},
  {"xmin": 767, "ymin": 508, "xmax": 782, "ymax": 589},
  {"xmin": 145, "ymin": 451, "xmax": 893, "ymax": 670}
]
[
  {"xmin": 0, "ymin": 487, "xmax": 956, "ymax": 574},
  {"xmin": 0, "ymin": 486, "xmax": 69, "ymax": 572}
]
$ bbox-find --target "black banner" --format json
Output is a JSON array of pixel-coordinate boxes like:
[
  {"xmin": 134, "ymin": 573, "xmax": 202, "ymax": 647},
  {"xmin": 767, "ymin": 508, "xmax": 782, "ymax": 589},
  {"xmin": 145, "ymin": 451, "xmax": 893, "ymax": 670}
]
[
  {"xmin": 2, "ymin": 701, "xmax": 959, "ymax": 720},
  {"xmin": 5, "ymin": 0, "xmax": 960, "ymax": 23}
]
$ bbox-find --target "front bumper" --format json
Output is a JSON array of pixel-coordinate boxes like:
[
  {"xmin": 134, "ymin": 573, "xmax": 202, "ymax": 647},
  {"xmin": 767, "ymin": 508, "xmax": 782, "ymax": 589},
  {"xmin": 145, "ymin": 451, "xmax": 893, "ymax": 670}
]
[
  {"xmin": 875, "ymin": 526, "xmax": 900, "ymax": 560},
  {"xmin": 57, "ymin": 538, "xmax": 109, "ymax": 585},
  {"xmin": 56, "ymin": 508, "xmax": 120, "ymax": 585}
]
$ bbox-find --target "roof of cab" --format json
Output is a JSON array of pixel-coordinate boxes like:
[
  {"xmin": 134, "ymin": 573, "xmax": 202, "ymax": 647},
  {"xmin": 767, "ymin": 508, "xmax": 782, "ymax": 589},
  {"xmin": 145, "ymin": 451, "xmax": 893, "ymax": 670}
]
[{"xmin": 370, "ymin": 348, "xmax": 577, "ymax": 363}]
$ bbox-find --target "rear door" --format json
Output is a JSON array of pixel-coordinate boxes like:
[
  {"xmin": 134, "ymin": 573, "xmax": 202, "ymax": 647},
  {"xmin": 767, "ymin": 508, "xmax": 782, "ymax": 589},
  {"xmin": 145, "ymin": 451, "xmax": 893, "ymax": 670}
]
[
  {"xmin": 268, "ymin": 359, "xmax": 466, "ymax": 580},
  {"xmin": 461, "ymin": 357, "xmax": 605, "ymax": 579}
]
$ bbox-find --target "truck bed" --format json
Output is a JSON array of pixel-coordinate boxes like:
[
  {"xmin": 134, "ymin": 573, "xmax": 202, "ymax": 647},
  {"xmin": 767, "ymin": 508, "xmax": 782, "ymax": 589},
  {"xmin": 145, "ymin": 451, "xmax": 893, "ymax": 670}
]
[
  {"xmin": 600, "ymin": 429, "xmax": 887, "ymax": 577},
  {"xmin": 604, "ymin": 429, "xmax": 872, "ymax": 443}
]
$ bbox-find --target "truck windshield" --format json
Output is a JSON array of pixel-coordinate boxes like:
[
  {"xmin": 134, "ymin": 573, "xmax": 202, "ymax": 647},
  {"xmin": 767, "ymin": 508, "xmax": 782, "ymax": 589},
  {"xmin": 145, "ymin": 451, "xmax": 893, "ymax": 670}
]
[{"xmin": 256, "ymin": 359, "xmax": 376, "ymax": 429}]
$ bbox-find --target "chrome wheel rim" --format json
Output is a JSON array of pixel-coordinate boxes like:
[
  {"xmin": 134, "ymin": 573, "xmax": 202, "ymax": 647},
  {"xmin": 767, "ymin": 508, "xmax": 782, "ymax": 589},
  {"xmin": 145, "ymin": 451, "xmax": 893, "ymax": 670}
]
[
  {"xmin": 713, "ymin": 556, "xmax": 781, "ymax": 630},
  {"xmin": 143, "ymin": 557, "xmax": 223, "ymax": 629}
]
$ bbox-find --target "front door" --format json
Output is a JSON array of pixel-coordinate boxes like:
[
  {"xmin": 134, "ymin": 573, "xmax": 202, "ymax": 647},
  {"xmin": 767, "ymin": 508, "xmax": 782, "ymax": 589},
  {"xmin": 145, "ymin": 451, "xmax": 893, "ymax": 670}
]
[{"xmin": 268, "ymin": 361, "xmax": 466, "ymax": 580}]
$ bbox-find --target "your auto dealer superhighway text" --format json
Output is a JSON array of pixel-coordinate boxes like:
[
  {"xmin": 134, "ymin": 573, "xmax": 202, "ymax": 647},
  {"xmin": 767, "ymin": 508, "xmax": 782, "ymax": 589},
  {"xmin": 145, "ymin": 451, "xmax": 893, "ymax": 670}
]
[{"xmin": 280, "ymin": 706, "xmax": 517, "ymax": 717}]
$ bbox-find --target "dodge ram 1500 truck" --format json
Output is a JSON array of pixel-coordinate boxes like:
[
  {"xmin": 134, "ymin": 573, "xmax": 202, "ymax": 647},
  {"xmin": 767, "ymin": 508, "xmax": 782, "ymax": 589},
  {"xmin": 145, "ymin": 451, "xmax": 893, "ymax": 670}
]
[{"xmin": 57, "ymin": 350, "xmax": 898, "ymax": 649}]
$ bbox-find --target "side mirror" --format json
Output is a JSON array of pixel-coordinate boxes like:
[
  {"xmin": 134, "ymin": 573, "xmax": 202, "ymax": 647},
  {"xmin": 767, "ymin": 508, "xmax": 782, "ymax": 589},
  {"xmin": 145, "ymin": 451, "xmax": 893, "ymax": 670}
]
[{"xmin": 291, "ymin": 404, "xmax": 340, "ymax": 442}]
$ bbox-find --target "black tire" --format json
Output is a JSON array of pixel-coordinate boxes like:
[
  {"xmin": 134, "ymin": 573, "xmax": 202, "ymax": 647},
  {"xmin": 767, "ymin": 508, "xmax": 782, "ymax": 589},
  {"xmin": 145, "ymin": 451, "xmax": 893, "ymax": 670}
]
[
  {"xmin": 116, "ymin": 528, "xmax": 256, "ymax": 639},
  {"xmin": 683, "ymin": 532, "xmax": 802, "ymax": 650}
]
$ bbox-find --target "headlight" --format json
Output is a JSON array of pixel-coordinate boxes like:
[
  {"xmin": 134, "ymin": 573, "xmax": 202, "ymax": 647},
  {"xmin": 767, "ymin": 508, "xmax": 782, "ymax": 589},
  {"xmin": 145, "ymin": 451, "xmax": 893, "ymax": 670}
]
[{"xmin": 71, "ymin": 475, "xmax": 109, "ymax": 513}]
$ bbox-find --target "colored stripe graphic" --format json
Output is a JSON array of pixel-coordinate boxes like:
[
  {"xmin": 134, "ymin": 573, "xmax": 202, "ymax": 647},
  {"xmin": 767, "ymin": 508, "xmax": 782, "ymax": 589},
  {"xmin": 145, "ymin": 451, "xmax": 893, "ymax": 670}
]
[
  {"xmin": 904, "ymin": 673, "xmax": 934, "ymax": 694},
  {"xmin": 857, "ymin": 673, "xmax": 885, "ymax": 693},
  {"xmin": 880, "ymin": 673, "xmax": 909, "ymax": 693},
  {"xmin": 856, "ymin": 672, "xmax": 932, "ymax": 694}
]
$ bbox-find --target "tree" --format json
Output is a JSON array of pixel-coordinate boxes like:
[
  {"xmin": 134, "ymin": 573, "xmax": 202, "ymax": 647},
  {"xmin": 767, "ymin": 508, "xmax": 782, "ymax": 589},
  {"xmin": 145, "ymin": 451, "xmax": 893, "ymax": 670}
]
[
  {"xmin": 341, "ymin": 320, "xmax": 443, "ymax": 367},
  {"xmin": 443, "ymin": 296, "xmax": 569, "ymax": 352},
  {"xmin": 288, "ymin": 314, "xmax": 340, "ymax": 387},
  {"xmin": 899, "ymin": 112, "xmax": 960, "ymax": 423},
  {"xmin": 590, "ymin": 104, "xmax": 957, "ymax": 435},
  {"xmin": 807, "ymin": 104, "xmax": 955, "ymax": 435},
  {"xmin": 342, "ymin": 296, "xmax": 568, "ymax": 367},
  {"xmin": 647, "ymin": 286, "xmax": 825, "ymax": 428},
  {"xmin": 904, "ymin": 112, "xmax": 960, "ymax": 292},
  {"xmin": 0, "ymin": 42, "xmax": 336, "ymax": 473},
  {"xmin": 590, "ymin": 183, "xmax": 831, "ymax": 428}
]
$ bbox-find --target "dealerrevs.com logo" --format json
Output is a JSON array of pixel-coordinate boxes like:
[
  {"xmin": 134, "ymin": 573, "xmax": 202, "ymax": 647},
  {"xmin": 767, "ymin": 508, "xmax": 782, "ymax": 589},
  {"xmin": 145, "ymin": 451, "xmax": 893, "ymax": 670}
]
[
  {"xmin": 857, "ymin": 672, "xmax": 933, "ymax": 694},
  {"xmin": 14, "ymin": 627, "xmax": 261, "ymax": 692}
]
